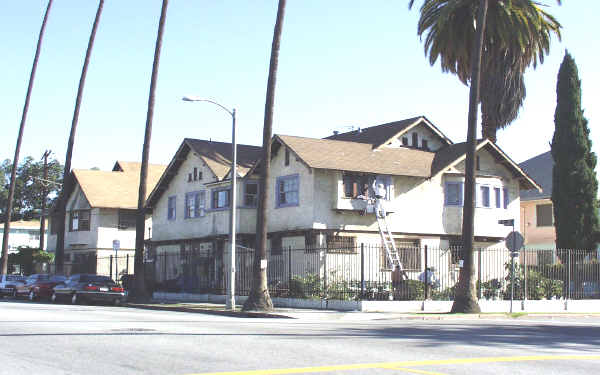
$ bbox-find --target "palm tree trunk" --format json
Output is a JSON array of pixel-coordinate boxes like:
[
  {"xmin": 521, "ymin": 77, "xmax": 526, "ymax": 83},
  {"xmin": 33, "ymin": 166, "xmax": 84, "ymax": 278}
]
[
  {"xmin": 55, "ymin": 0, "xmax": 105, "ymax": 274},
  {"xmin": 131, "ymin": 0, "xmax": 169, "ymax": 302},
  {"xmin": 243, "ymin": 0, "xmax": 287, "ymax": 312},
  {"xmin": 451, "ymin": 0, "xmax": 488, "ymax": 314},
  {"xmin": 1, "ymin": 0, "xmax": 54, "ymax": 275}
]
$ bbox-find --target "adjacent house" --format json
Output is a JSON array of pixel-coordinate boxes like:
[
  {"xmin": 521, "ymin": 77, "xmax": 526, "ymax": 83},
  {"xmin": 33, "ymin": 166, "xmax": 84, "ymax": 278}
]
[
  {"xmin": 47, "ymin": 161, "xmax": 166, "ymax": 276},
  {"xmin": 518, "ymin": 151, "xmax": 555, "ymax": 249},
  {"xmin": 147, "ymin": 117, "xmax": 540, "ymax": 290},
  {"xmin": 0, "ymin": 219, "xmax": 47, "ymax": 253}
]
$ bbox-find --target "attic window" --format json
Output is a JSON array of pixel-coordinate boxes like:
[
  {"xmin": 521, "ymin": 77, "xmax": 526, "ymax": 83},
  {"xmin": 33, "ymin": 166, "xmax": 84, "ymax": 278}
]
[
  {"xmin": 401, "ymin": 137, "xmax": 409, "ymax": 146},
  {"xmin": 188, "ymin": 173, "xmax": 192, "ymax": 182},
  {"xmin": 193, "ymin": 168, "xmax": 198, "ymax": 181},
  {"xmin": 412, "ymin": 133, "xmax": 418, "ymax": 147},
  {"xmin": 476, "ymin": 156, "xmax": 481, "ymax": 171},
  {"xmin": 285, "ymin": 148, "xmax": 290, "ymax": 166},
  {"xmin": 422, "ymin": 139, "xmax": 429, "ymax": 151}
]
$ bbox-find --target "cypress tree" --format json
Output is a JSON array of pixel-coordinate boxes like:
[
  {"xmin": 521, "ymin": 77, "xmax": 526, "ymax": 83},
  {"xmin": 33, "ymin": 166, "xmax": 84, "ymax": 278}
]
[{"xmin": 551, "ymin": 51, "xmax": 599, "ymax": 251}]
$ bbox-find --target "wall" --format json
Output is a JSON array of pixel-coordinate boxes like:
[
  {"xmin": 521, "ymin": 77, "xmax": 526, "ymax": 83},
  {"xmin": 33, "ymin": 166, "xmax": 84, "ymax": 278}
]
[
  {"xmin": 152, "ymin": 153, "xmax": 257, "ymax": 242},
  {"xmin": 520, "ymin": 199, "xmax": 556, "ymax": 249}
]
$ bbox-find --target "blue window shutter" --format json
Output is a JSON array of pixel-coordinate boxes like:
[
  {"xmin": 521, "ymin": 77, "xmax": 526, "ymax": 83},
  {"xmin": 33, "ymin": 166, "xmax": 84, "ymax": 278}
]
[
  {"xmin": 459, "ymin": 182, "xmax": 464, "ymax": 206},
  {"xmin": 194, "ymin": 192, "xmax": 200, "ymax": 217},
  {"xmin": 503, "ymin": 188, "xmax": 509, "ymax": 209}
]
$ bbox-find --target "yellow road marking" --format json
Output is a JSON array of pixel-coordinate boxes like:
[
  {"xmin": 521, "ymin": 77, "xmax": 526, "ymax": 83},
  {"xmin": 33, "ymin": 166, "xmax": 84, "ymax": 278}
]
[
  {"xmin": 383, "ymin": 367, "xmax": 447, "ymax": 375},
  {"xmin": 189, "ymin": 355, "xmax": 600, "ymax": 375}
]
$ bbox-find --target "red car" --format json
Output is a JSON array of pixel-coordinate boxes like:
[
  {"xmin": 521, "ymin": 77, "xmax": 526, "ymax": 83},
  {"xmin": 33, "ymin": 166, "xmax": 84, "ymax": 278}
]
[{"xmin": 16, "ymin": 274, "xmax": 67, "ymax": 301}]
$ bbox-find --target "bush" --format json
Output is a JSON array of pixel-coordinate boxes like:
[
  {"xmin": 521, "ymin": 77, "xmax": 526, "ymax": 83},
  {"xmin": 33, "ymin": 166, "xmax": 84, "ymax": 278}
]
[
  {"xmin": 288, "ymin": 274, "xmax": 322, "ymax": 299},
  {"xmin": 394, "ymin": 280, "xmax": 424, "ymax": 300}
]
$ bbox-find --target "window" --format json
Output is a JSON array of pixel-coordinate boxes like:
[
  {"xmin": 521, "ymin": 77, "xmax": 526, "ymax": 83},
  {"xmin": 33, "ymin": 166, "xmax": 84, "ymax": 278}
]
[
  {"xmin": 193, "ymin": 167, "xmax": 198, "ymax": 181},
  {"xmin": 342, "ymin": 173, "xmax": 393, "ymax": 200},
  {"xmin": 480, "ymin": 185, "xmax": 490, "ymax": 208},
  {"xmin": 412, "ymin": 133, "xmax": 418, "ymax": 147},
  {"xmin": 476, "ymin": 156, "xmax": 481, "ymax": 171},
  {"xmin": 244, "ymin": 182, "xmax": 258, "ymax": 207},
  {"xmin": 327, "ymin": 235, "xmax": 356, "ymax": 254},
  {"xmin": 167, "ymin": 196, "xmax": 176, "ymax": 220},
  {"xmin": 401, "ymin": 137, "xmax": 409, "ymax": 146},
  {"xmin": 118, "ymin": 209, "xmax": 137, "ymax": 229},
  {"xmin": 69, "ymin": 210, "xmax": 90, "ymax": 231},
  {"xmin": 270, "ymin": 234, "xmax": 283, "ymax": 255},
  {"xmin": 503, "ymin": 188, "xmax": 509, "ymax": 209},
  {"xmin": 185, "ymin": 191, "xmax": 206, "ymax": 218},
  {"xmin": 188, "ymin": 173, "xmax": 192, "ymax": 182},
  {"xmin": 421, "ymin": 139, "xmax": 429, "ymax": 151},
  {"xmin": 536, "ymin": 204, "xmax": 553, "ymax": 227},
  {"xmin": 284, "ymin": 148, "xmax": 290, "ymax": 166},
  {"xmin": 394, "ymin": 240, "xmax": 421, "ymax": 271},
  {"xmin": 276, "ymin": 174, "xmax": 299, "ymax": 207},
  {"xmin": 445, "ymin": 182, "xmax": 463, "ymax": 206},
  {"xmin": 212, "ymin": 188, "xmax": 230, "ymax": 209},
  {"xmin": 494, "ymin": 188, "xmax": 501, "ymax": 208}
]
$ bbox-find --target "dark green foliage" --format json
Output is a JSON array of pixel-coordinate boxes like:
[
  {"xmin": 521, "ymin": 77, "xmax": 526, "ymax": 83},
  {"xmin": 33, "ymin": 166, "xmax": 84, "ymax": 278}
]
[
  {"xmin": 552, "ymin": 52, "xmax": 599, "ymax": 251},
  {"xmin": 8, "ymin": 246, "xmax": 54, "ymax": 275},
  {"xmin": 0, "ymin": 156, "xmax": 63, "ymax": 222}
]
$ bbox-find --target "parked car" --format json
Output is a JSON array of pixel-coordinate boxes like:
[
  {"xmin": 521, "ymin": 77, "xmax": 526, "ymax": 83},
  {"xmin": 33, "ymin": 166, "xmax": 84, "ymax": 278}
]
[
  {"xmin": 15, "ymin": 274, "xmax": 67, "ymax": 301},
  {"xmin": 0, "ymin": 274, "xmax": 26, "ymax": 297},
  {"xmin": 52, "ymin": 274, "xmax": 125, "ymax": 305}
]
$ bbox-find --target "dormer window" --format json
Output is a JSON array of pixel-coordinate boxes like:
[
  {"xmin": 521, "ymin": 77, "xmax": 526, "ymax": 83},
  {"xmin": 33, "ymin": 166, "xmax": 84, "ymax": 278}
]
[
  {"xmin": 285, "ymin": 148, "xmax": 290, "ymax": 166},
  {"xmin": 422, "ymin": 139, "xmax": 429, "ymax": 151},
  {"xmin": 412, "ymin": 133, "xmax": 418, "ymax": 147},
  {"xmin": 401, "ymin": 137, "xmax": 409, "ymax": 146}
]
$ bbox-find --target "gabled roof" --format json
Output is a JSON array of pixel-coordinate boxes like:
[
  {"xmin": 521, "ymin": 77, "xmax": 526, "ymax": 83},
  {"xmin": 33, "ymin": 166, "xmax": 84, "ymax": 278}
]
[
  {"xmin": 519, "ymin": 151, "xmax": 553, "ymax": 201},
  {"xmin": 276, "ymin": 135, "xmax": 435, "ymax": 177},
  {"xmin": 112, "ymin": 160, "xmax": 165, "ymax": 173},
  {"xmin": 71, "ymin": 163, "xmax": 166, "ymax": 209},
  {"xmin": 275, "ymin": 135, "xmax": 540, "ymax": 191},
  {"xmin": 146, "ymin": 138, "xmax": 262, "ymax": 208},
  {"xmin": 324, "ymin": 116, "xmax": 453, "ymax": 149}
]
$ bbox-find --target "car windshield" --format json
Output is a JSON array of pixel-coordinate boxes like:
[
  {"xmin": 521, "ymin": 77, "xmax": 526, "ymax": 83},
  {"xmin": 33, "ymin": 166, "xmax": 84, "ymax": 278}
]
[{"xmin": 7, "ymin": 275, "xmax": 26, "ymax": 281}]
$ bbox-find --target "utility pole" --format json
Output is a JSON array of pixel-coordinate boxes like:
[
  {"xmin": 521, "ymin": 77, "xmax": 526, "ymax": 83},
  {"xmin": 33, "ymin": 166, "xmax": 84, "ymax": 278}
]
[{"xmin": 39, "ymin": 150, "xmax": 51, "ymax": 250}]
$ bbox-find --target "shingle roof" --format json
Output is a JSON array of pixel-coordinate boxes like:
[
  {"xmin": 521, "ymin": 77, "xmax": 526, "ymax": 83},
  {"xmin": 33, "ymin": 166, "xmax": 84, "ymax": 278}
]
[
  {"xmin": 277, "ymin": 135, "xmax": 435, "ymax": 177},
  {"xmin": 324, "ymin": 116, "xmax": 452, "ymax": 149},
  {"xmin": 112, "ymin": 161, "xmax": 165, "ymax": 173},
  {"xmin": 72, "ymin": 163, "xmax": 166, "ymax": 209},
  {"xmin": 185, "ymin": 138, "xmax": 262, "ymax": 180},
  {"xmin": 519, "ymin": 151, "xmax": 553, "ymax": 201}
]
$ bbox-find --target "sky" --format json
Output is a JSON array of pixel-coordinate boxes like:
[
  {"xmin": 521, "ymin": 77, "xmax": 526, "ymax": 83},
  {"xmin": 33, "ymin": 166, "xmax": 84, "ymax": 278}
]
[{"xmin": 1, "ymin": 1, "xmax": 598, "ymax": 174}]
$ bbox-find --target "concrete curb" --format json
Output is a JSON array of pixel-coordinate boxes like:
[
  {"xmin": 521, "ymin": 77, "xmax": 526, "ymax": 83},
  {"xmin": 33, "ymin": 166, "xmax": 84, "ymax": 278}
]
[{"xmin": 125, "ymin": 303, "xmax": 294, "ymax": 319}]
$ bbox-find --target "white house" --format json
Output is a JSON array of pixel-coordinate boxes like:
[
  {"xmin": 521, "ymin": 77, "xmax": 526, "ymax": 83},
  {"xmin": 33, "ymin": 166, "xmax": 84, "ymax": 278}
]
[
  {"xmin": 47, "ymin": 161, "xmax": 166, "ymax": 276},
  {"xmin": 147, "ymin": 117, "xmax": 540, "ymax": 290},
  {"xmin": 0, "ymin": 220, "xmax": 47, "ymax": 253}
]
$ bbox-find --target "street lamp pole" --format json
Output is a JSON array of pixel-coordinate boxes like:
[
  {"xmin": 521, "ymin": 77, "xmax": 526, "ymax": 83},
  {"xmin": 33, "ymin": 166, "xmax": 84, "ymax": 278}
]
[{"xmin": 182, "ymin": 96, "xmax": 237, "ymax": 310}]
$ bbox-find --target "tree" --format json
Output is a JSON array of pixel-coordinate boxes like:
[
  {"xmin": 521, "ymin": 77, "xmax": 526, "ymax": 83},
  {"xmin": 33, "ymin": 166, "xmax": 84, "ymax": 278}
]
[
  {"xmin": 409, "ymin": 1, "xmax": 561, "ymax": 143},
  {"xmin": 408, "ymin": 0, "xmax": 562, "ymax": 312},
  {"xmin": 55, "ymin": 0, "xmax": 105, "ymax": 273},
  {"xmin": 1, "ymin": 0, "xmax": 54, "ymax": 275},
  {"xmin": 131, "ymin": 0, "xmax": 169, "ymax": 302},
  {"xmin": 243, "ymin": 0, "xmax": 287, "ymax": 312},
  {"xmin": 551, "ymin": 52, "xmax": 599, "ymax": 252}
]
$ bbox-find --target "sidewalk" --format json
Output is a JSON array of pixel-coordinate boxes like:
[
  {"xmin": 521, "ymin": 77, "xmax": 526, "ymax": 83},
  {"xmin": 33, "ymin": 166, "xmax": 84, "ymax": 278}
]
[{"xmin": 125, "ymin": 301, "xmax": 600, "ymax": 321}]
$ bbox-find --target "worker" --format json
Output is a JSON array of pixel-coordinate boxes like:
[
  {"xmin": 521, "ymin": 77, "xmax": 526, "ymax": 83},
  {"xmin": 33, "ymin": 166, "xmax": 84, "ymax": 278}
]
[{"xmin": 373, "ymin": 181, "xmax": 387, "ymax": 218}]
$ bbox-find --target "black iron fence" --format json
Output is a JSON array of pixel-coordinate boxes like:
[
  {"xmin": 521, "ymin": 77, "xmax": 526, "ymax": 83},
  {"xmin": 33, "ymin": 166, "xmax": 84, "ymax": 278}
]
[
  {"xmin": 16, "ymin": 246, "xmax": 600, "ymax": 301},
  {"xmin": 145, "ymin": 245, "xmax": 600, "ymax": 301}
]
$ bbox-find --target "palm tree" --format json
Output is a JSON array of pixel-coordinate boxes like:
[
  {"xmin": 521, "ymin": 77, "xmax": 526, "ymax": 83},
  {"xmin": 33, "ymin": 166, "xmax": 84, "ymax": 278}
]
[
  {"xmin": 54, "ymin": 0, "xmax": 105, "ymax": 274},
  {"xmin": 408, "ymin": 0, "xmax": 562, "ymax": 312},
  {"xmin": 131, "ymin": 0, "xmax": 169, "ymax": 301},
  {"xmin": 1, "ymin": 0, "xmax": 54, "ymax": 275},
  {"xmin": 243, "ymin": 0, "xmax": 287, "ymax": 312}
]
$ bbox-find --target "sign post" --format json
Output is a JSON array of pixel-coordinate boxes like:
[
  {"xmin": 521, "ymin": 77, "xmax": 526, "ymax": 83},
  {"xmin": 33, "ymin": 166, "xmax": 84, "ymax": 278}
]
[
  {"xmin": 112, "ymin": 240, "xmax": 120, "ymax": 282},
  {"xmin": 499, "ymin": 220, "xmax": 524, "ymax": 313}
]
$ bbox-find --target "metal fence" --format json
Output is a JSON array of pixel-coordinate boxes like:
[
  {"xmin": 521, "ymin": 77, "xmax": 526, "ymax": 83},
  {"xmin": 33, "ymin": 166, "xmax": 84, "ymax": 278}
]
[{"xmin": 144, "ymin": 246, "xmax": 600, "ymax": 301}]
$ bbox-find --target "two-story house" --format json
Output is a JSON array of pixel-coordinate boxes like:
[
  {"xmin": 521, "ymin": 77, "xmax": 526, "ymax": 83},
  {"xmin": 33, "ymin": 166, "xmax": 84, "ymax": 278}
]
[
  {"xmin": 147, "ymin": 117, "xmax": 540, "ymax": 291},
  {"xmin": 47, "ymin": 161, "xmax": 166, "ymax": 276}
]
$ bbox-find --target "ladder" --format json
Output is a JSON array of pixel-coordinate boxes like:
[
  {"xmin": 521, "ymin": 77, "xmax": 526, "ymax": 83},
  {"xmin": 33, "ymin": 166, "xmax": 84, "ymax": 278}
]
[{"xmin": 373, "ymin": 198, "xmax": 408, "ymax": 280}]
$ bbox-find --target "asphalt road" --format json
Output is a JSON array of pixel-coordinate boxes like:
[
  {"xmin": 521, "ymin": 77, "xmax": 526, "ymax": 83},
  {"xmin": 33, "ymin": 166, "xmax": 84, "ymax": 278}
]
[{"xmin": 1, "ymin": 299, "xmax": 599, "ymax": 375}]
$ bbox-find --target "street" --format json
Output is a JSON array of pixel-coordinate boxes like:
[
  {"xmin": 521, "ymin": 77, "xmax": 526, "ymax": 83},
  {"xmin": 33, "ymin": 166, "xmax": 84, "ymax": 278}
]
[{"xmin": 1, "ymin": 299, "xmax": 599, "ymax": 375}]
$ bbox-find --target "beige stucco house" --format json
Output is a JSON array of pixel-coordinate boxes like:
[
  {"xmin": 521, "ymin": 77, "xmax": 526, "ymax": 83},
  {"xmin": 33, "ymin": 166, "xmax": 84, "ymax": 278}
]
[
  {"xmin": 147, "ymin": 117, "xmax": 540, "ymax": 289},
  {"xmin": 47, "ymin": 161, "xmax": 166, "ymax": 276},
  {"xmin": 518, "ymin": 151, "xmax": 556, "ymax": 249}
]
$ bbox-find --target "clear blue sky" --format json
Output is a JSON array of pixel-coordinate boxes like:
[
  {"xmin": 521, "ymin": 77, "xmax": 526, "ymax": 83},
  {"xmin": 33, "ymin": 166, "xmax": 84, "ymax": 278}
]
[{"xmin": 1, "ymin": 1, "xmax": 598, "ymax": 173}]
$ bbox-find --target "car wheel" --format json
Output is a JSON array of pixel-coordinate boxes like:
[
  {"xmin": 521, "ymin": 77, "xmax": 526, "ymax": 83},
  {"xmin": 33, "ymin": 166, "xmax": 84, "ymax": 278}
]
[
  {"xmin": 51, "ymin": 292, "xmax": 58, "ymax": 303},
  {"xmin": 113, "ymin": 298, "xmax": 121, "ymax": 306},
  {"xmin": 71, "ymin": 293, "xmax": 78, "ymax": 305},
  {"xmin": 28, "ymin": 290, "xmax": 36, "ymax": 301}
]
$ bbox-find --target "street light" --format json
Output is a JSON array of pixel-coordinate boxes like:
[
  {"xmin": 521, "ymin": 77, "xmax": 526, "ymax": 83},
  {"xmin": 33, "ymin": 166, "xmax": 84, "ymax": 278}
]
[{"xmin": 182, "ymin": 96, "xmax": 237, "ymax": 311}]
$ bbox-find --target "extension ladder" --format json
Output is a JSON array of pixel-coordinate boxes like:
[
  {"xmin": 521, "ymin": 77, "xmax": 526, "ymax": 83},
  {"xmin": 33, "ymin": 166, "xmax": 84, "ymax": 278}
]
[{"xmin": 373, "ymin": 198, "xmax": 408, "ymax": 280}]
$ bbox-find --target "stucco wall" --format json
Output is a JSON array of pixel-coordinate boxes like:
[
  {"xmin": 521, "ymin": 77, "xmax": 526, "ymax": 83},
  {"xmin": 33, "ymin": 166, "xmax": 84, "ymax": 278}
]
[
  {"xmin": 520, "ymin": 199, "xmax": 556, "ymax": 248},
  {"xmin": 152, "ymin": 153, "xmax": 257, "ymax": 242}
]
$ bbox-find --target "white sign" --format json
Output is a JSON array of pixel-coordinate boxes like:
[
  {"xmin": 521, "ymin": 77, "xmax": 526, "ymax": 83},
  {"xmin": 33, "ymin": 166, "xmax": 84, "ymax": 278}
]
[
  {"xmin": 112, "ymin": 240, "xmax": 120, "ymax": 252},
  {"xmin": 260, "ymin": 259, "xmax": 268, "ymax": 269}
]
